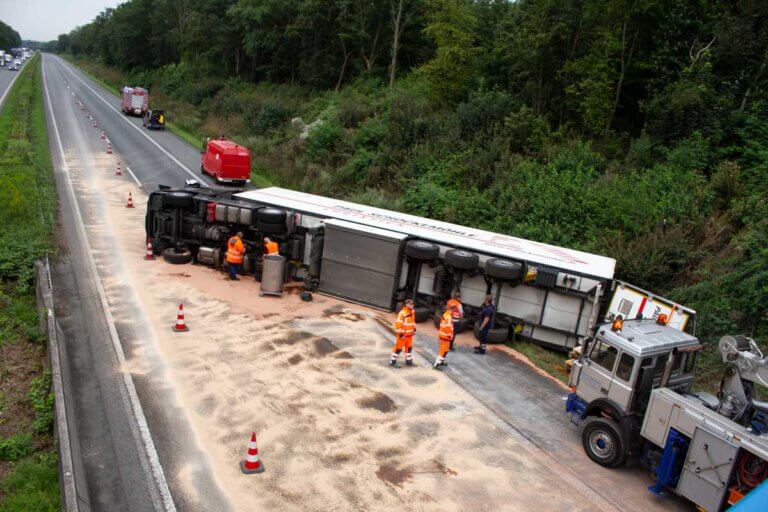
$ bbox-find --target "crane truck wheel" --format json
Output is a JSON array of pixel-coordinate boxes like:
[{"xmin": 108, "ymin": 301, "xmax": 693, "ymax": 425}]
[
  {"xmin": 163, "ymin": 247, "xmax": 193, "ymax": 265},
  {"xmin": 445, "ymin": 249, "xmax": 479, "ymax": 270},
  {"xmin": 258, "ymin": 208, "xmax": 288, "ymax": 224},
  {"xmin": 581, "ymin": 418, "xmax": 628, "ymax": 468},
  {"xmin": 404, "ymin": 240, "xmax": 439, "ymax": 261},
  {"xmin": 257, "ymin": 220, "xmax": 287, "ymax": 234}
]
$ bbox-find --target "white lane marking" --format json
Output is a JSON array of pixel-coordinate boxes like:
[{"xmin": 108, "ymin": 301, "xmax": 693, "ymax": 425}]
[
  {"xmin": 42, "ymin": 58, "xmax": 177, "ymax": 512},
  {"xmin": 126, "ymin": 166, "xmax": 143, "ymax": 189},
  {"xmin": 53, "ymin": 56, "xmax": 201, "ymax": 182}
]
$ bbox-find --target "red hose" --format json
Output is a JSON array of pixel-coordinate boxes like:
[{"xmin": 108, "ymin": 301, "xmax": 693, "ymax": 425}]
[{"xmin": 738, "ymin": 453, "xmax": 768, "ymax": 490}]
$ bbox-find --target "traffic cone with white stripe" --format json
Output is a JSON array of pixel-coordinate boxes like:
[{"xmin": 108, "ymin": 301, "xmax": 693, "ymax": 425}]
[
  {"xmin": 125, "ymin": 192, "xmax": 135, "ymax": 208},
  {"xmin": 172, "ymin": 303, "xmax": 189, "ymax": 332},
  {"xmin": 144, "ymin": 240, "xmax": 156, "ymax": 261},
  {"xmin": 115, "ymin": 161, "xmax": 123, "ymax": 176},
  {"xmin": 93, "ymin": 120, "xmax": 98, "ymax": 128},
  {"xmin": 107, "ymin": 143, "xmax": 112, "ymax": 155},
  {"xmin": 239, "ymin": 432, "xmax": 265, "ymax": 474},
  {"xmin": 101, "ymin": 131, "xmax": 106, "ymax": 139}
]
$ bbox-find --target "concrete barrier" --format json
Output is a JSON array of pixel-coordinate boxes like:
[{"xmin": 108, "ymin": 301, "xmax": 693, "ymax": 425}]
[{"xmin": 36, "ymin": 258, "xmax": 90, "ymax": 512}]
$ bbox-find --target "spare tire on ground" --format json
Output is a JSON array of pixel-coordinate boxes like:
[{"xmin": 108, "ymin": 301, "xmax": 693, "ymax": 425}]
[
  {"xmin": 163, "ymin": 191, "xmax": 195, "ymax": 209},
  {"xmin": 163, "ymin": 246, "xmax": 193, "ymax": 264},
  {"xmin": 413, "ymin": 306, "xmax": 430, "ymax": 323},
  {"xmin": 404, "ymin": 240, "xmax": 439, "ymax": 261},
  {"xmin": 445, "ymin": 249, "xmax": 479, "ymax": 271},
  {"xmin": 258, "ymin": 207, "xmax": 287, "ymax": 224},
  {"xmin": 485, "ymin": 258, "xmax": 523, "ymax": 281},
  {"xmin": 473, "ymin": 319, "xmax": 509, "ymax": 344}
]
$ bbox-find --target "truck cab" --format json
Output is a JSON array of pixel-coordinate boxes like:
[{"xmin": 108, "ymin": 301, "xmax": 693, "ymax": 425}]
[{"xmin": 566, "ymin": 318, "xmax": 701, "ymax": 467}]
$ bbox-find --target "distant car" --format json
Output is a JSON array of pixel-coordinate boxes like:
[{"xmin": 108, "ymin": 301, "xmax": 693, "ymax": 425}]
[
  {"xmin": 143, "ymin": 109, "xmax": 166, "ymax": 130},
  {"xmin": 8, "ymin": 64, "xmax": 18, "ymax": 71}
]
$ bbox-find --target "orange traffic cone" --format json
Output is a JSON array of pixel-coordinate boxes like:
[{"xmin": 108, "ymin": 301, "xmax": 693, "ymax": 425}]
[
  {"xmin": 125, "ymin": 192, "xmax": 135, "ymax": 208},
  {"xmin": 101, "ymin": 131, "xmax": 106, "ymax": 139},
  {"xmin": 144, "ymin": 240, "xmax": 156, "ymax": 261},
  {"xmin": 93, "ymin": 120, "xmax": 98, "ymax": 128},
  {"xmin": 239, "ymin": 432, "xmax": 265, "ymax": 474},
  {"xmin": 115, "ymin": 161, "xmax": 123, "ymax": 176},
  {"xmin": 107, "ymin": 144, "xmax": 112, "ymax": 155},
  {"xmin": 172, "ymin": 303, "xmax": 189, "ymax": 332}
]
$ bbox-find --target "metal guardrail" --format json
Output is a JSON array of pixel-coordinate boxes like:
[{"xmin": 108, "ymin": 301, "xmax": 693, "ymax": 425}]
[{"xmin": 36, "ymin": 259, "xmax": 90, "ymax": 512}]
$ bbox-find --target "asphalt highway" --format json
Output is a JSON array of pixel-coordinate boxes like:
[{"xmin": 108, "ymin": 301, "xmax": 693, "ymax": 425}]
[
  {"xmin": 42, "ymin": 53, "xmax": 232, "ymax": 512},
  {"xmin": 0, "ymin": 57, "xmax": 30, "ymax": 109}
]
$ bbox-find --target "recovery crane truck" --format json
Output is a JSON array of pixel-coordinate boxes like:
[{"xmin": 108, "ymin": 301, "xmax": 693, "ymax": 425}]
[{"xmin": 566, "ymin": 317, "xmax": 768, "ymax": 511}]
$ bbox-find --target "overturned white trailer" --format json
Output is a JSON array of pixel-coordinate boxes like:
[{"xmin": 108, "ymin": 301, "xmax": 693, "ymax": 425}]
[{"xmin": 233, "ymin": 187, "xmax": 693, "ymax": 350}]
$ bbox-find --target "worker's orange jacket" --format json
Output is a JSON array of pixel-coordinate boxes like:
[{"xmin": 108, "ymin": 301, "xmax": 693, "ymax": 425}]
[
  {"xmin": 438, "ymin": 311, "xmax": 454, "ymax": 342},
  {"xmin": 395, "ymin": 307, "xmax": 416, "ymax": 338},
  {"xmin": 447, "ymin": 299, "xmax": 463, "ymax": 320},
  {"xmin": 226, "ymin": 236, "xmax": 245, "ymax": 264},
  {"xmin": 265, "ymin": 241, "xmax": 279, "ymax": 255}
]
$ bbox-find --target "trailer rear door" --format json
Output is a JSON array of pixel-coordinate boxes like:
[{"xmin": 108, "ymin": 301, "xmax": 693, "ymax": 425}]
[{"xmin": 607, "ymin": 281, "xmax": 696, "ymax": 333}]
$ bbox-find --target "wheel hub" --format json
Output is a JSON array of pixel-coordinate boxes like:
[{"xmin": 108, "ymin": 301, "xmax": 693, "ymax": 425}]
[{"xmin": 589, "ymin": 430, "xmax": 614, "ymax": 459}]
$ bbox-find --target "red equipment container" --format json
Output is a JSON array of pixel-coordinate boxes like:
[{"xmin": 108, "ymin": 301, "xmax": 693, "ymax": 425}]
[
  {"xmin": 200, "ymin": 139, "xmax": 251, "ymax": 185},
  {"xmin": 121, "ymin": 86, "xmax": 149, "ymax": 116}
]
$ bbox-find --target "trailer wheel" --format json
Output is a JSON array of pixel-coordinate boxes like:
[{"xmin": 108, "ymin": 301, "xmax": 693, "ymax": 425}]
[
  {"xmin": 473, "ymin": 320, "xmax": 509, "ymax": 344},
  {"xmin": 163, "ymin": 247, "xmax": 193, "ymax": 265},
  {"xmin": 581, "ymin": 418, "xmax": 628, "ymax": 468},
  {"xmin": 404, "ymin": 240, "xmax": 439, "ymax": 261},
  {"xmin": 445, "ymin": 249, "xmax": 479, "ymax": 271},
  {"xmin": 163, "ymin": 191, "xmax": 194, "ymax": 209},
  {"xmin": 485, "ymin": 258, "xmax": 523, "ymax": 281}
]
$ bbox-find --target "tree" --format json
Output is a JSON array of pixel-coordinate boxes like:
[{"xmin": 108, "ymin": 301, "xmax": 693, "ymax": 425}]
[{"xmin": 417, "ymin": 0, "xmax": 478, "ymax": 103}]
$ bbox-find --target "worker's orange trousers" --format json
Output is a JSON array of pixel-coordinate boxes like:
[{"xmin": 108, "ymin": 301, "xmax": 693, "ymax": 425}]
[
  {"xmin": 393, "ymin": 335, "xmax": 413, "ymax": 353},
  {"xmin": 438, "ymin": 339, "xmax": 451, "ymax": 359}
]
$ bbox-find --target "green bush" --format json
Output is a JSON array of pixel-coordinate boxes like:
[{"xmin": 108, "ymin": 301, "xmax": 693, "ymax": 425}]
[
  {"xmin": 305, "ymin": 120, "xmax": 343, "ymax": 163},
  {"xmin": 0, "ymin": 434, "xmax": 33, "ymax": 461},
  {"xmin": 28, "ymin": 372, "xmax": 54, "ymax": 435},
  {"xmin": 252, "ymin": 102, "xmax": 289, "ymax": 135}
]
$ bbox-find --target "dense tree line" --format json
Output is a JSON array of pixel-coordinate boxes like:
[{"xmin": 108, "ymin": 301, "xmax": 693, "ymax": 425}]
[
  {"xmin": 0, "ymin": 19, "xmax": 21, "ymax": 50},
  {"xmin": 59, "ymin": 0, "xmax": 768, "ymax": 364}
]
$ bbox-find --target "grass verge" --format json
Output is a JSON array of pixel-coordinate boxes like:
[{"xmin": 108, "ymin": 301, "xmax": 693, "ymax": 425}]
[
  {"xmin": 0, "ymin": 54, "xmax": 59, "ymax": 512},
  {"xmin": 509, "ymin": 341, "xmax": 570, "ymax": 384}
]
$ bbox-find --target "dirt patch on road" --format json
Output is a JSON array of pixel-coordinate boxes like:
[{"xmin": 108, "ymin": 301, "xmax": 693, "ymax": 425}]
[
  {"xmin": 376, "ymin": 464, "xmax": 413, "ymax": 486},
  {"xmin": 357, "ymin": 392, "xmax": 397, "ymax": 413},
  {"xmin": 312, "ymin": 337, "xmax": 338, "ymax": 356}
]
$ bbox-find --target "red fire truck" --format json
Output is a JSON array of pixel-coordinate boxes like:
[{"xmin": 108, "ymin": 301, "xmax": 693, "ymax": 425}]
[
  {"xmin": 200, "ymin": 138, "xmax": 251, "ymax": 185},
  {"xmin": 121, "ymin": 86, "xmax": 149, "ymax": 116}
]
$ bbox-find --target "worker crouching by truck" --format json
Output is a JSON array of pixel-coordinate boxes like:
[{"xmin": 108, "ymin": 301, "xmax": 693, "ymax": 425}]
[{"xmin": 226, "ymin": 232, "xmax": 245, "ymax": 280}]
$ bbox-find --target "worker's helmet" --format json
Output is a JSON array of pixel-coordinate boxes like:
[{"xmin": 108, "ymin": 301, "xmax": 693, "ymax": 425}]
[{"xmin": 405, "ymin": 299, "xmax": 415, "ymax": 309}]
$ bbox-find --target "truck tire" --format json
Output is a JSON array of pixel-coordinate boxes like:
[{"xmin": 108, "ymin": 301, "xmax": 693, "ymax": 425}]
[
  {"xmin": 257, "ymin": 220, "xmax": 286, "ymax": 235},
  {"xmin": 485, "ymin": 258, "xmax": 523, "ymax": 281},
  {"xmin": 445, "ymin": 249, "xmax": 479, "ymax": 271},
  {"xmin": 473, "ymin": 320, "xmax": 509, "ymax": 344},
  {"xmin": 404, "ymin": 240, "xmax": 439, "ymax": 261},
  {"xmin": 163, "ymin": 247, "xmax": 193, "ymax": 265},
  {"xmin": 581, "ymin": 418, "xmax": 628, "ymax": 468},
  {"xmin": 163, "ymin": 191, "xmax": 194, "ymax": 210},
  {"xmin": 258, "ymin": 208, "xmax": 287, "ymax": 224}
]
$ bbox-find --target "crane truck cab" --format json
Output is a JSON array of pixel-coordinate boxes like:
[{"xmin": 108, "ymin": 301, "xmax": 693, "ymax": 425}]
[
  {"xmin": 566, "ymin": 318, "xmax": 701, "ymax": 467},
  {"xmin": 567, "ymin": 319, "xmax": 768, "ymax": 510},
  {"xmin": 201, "ymin": 138, "xmax": 251, "ymax": 185}
]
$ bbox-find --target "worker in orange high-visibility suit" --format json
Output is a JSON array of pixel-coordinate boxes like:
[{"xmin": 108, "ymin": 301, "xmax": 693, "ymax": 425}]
[
  {"xmin": 433, "ymin": 304, "xmax": 456, "ymax": 370},
  {"xmin": 446, "ymin": 291, "xmax": 464, "ymax": 351},
  {"xmin": 226, "ymin": 231, "xmax": 245, "ymax": 280},
  {"xmin": 263, "ymin": 237, "xmax": 279, "ymax": 256},
  {"xmin": 389, "ymin": 299, "xmax": 416, "ymax": 368}
]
